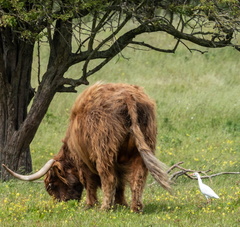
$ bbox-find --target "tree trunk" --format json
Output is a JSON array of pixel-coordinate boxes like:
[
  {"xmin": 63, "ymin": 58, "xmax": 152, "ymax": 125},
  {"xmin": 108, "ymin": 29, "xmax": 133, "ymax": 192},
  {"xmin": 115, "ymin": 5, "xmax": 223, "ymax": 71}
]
[
  {"xmin": 0, "ymin": 28, "xmax": 34, "ymax": 180},
  {"xmin": 0, "ymin": 20, "xmax": 73, "ymax": 180}
]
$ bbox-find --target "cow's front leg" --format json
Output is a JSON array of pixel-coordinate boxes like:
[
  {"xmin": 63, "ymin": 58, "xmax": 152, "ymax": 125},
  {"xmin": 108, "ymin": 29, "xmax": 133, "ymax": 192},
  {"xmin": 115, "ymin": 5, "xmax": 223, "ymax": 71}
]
[
  {"xmin": 78, "ymin": 164, "xmax": 99, "ymax": 208},
  {"xmin": 85, "ymin": 184, "xmax": 98, "ymax": 208}
]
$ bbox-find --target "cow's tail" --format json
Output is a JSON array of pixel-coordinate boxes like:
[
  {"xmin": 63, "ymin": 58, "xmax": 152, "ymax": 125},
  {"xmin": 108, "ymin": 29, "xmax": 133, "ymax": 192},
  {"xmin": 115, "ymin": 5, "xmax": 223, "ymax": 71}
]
[{"xmin": 126, "ymin": 95, "xmax": 171, "ymax": 192}]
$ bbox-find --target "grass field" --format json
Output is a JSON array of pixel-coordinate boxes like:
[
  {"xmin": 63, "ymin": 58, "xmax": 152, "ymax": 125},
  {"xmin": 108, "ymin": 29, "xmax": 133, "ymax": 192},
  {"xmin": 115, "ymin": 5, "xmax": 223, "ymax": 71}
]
[{"xmin": 0, "ymin": 32, "xmax": 240, "ymax": 226}]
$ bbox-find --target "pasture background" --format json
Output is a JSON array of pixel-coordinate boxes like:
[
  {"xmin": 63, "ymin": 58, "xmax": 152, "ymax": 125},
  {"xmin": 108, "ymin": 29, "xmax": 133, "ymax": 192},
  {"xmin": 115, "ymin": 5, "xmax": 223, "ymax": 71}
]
[{"xmin": 1, "ymin": 31, "xmax": 240, "ymax": 226}]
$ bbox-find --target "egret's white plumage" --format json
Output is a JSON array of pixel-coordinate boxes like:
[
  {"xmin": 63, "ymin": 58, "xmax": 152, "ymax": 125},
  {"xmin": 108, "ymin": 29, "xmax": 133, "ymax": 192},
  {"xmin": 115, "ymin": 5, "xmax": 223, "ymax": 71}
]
[{"xmin": 193, "ymin": 172, "xmax": 219, "ymax": 201}]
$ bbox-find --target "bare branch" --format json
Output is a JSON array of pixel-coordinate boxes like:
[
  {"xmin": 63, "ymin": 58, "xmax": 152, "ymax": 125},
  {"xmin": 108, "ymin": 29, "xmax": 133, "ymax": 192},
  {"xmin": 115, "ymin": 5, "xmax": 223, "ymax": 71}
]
[
  {"xmin": 80, "ymin": 14, "xmax": 132, "ymax": 80},
  {"xmin": 88, "ymin": 12, "xmax": 98, "ymax": 51},
  {"xmin": 159, "ymin": 22, "xmax": 239, "ymax": 50},
  {"xmin": 37, "ymin": 40, "xmax": 41, "ymax": 85},
  {"xmin": 85, "ymin": 57, "xmax": 113, "ymax": 78},
  {"xmin": 82, "ymin": 11, "xmax": 117, "ymax": 79},
  {"xmin": 167, "ymin": 161, "xmax": 240, "ymax": 181},
  {"xmin": 167, "ymin": 161, "xmax": 184, "ymax": 173},
  {"xmin": 179, "ymin": 40, "xmax": 208, "ymax": 54},
  {"xmin": 130, "ymin": 41, "xmax": 175, "ymax": 53},
  {"xmin": 58, "ymin": 77, "xmax": 89, "ymax": 91}
]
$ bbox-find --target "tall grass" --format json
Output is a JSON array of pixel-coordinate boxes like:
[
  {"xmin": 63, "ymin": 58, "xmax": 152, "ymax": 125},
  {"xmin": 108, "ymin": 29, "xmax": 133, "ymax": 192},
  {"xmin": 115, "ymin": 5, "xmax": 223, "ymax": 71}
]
[{"xmin": 1, "ymin": 32, "xmax": 240, "ymax": 226}]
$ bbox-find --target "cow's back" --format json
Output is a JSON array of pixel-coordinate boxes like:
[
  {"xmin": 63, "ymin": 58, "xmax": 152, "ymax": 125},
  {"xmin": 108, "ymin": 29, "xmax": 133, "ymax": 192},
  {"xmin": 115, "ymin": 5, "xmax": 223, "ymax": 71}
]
[{"xmin": 66, "ymin": 83, "xmax": 157, "ymax": 172}]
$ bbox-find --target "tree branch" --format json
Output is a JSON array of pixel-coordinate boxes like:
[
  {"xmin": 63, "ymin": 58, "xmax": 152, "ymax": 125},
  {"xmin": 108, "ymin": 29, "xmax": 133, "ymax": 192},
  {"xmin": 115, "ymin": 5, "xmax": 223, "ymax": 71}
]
[
  {"xmin": 152, "ymin": 22, "xmax": 239, "ymax": 49},
  {"xmin": 167, "ymin": 161, "xmax": 240, "ymax": 181},
  {"xmin": 130, "ymin": 41, "xmax": 176, "ymax": 53},
  {"xmin": 81, "ymin": 11, "xmax": 117, "ymax": 80},
  {"xmin": 57, "ymin": 77, "xmax": 89, "ymax": 92},
  {"xmin": 90, "ymin": 20, "xmax": 240, "ymax": 62},
  {"xmin": 179, "ymin": 40, "xmax": 208, "ymax": 54},
  {"xmin": 85, "ymin": 57, "xmax": 113, "ymax": 78}
]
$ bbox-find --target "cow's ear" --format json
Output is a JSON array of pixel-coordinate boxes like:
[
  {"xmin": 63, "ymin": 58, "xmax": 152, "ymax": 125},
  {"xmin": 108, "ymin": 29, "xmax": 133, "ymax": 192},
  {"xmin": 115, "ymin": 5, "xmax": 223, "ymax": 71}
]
[{"xmin": 52, "ymin": 162, "xmax": 68, "ymax": 185}]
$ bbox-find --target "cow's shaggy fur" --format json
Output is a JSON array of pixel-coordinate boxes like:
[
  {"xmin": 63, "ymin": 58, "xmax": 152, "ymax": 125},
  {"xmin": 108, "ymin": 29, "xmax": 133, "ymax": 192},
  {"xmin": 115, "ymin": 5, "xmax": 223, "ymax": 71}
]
[{"xmin": 44, "ymin": 83, "xmax": 170, "ymax": 212}]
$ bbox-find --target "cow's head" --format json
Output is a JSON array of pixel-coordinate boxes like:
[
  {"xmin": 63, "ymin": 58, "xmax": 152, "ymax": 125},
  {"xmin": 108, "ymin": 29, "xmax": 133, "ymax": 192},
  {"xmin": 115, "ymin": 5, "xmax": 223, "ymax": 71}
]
[
  {"xmin": 2, "ymin": 159, "xmax": 84, "ymax": 202},
  {"xmin": 44, "ymin": 160, "xmax": 83, "ymax": 201}
]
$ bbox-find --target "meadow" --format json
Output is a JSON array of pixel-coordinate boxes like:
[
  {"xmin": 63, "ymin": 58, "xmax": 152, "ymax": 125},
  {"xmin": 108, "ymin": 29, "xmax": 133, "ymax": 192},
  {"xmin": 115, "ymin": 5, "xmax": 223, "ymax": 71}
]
[{"xmin": 0, "ymin": 31, "xmax": 240, "ymax": 226}]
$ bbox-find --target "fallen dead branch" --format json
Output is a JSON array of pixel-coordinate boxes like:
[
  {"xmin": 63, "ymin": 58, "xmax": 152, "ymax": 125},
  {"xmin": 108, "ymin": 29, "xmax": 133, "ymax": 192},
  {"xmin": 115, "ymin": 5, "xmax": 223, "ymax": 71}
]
[{"xmin": 167, "ymin": 161, "xmax": 240, "ymax": 181}]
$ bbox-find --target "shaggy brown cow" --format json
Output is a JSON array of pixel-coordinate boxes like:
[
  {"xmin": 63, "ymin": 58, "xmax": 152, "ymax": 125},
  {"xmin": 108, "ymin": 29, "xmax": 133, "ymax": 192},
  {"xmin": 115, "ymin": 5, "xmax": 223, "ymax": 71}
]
[{"xmin": 3, "ymin": 82, "xmax": 171, "ymax": 212}]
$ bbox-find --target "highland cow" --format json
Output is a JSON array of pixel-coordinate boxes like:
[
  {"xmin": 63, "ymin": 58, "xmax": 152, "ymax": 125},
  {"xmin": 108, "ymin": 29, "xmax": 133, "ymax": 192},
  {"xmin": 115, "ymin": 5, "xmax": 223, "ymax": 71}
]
[{"xmin": 3, "ymin": 82, "xmax": 171, "ymax": 212}]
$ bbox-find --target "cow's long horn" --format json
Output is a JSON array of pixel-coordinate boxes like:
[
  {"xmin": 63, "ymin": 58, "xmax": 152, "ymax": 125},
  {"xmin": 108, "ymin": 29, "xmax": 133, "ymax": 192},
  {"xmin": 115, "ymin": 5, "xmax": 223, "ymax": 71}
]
[{"xmin": 2, "ymin": 159, "xmax": 55, "ymax": 181}]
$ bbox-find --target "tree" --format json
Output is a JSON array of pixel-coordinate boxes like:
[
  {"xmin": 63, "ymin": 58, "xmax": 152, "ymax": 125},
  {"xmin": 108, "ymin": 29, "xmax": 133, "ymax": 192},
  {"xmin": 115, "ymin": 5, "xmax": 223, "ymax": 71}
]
[{"xmin": 1, "ymin": 0, "xmax": 240, "ymax": 180}]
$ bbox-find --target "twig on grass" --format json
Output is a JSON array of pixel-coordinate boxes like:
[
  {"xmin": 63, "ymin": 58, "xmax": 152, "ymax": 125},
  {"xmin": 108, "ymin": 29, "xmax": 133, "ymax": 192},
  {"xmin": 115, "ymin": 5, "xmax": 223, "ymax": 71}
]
[
  {"xmin": 149, "ymin": 161, "xmax": 240, "ymax": 186},
  {"xmin": 167, "ymin": 161, "xmax": 240, "ymax": 181}
]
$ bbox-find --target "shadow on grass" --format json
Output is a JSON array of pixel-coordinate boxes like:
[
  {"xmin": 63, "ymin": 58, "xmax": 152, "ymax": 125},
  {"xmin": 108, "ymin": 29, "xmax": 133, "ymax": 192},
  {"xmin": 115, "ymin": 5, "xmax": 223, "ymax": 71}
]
[{"xmin": 143, "ymin": 203, "xmax": 175, "ymax": 214}]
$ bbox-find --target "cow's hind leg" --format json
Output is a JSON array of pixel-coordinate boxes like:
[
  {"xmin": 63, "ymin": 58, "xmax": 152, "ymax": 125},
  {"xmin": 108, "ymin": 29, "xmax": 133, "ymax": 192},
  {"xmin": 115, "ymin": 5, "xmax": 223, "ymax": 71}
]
[
  {"xmin": 115, "ymin": 183, "xmax": 128, "ymax": 207},
  {"xmin": 130, "ymin": 155, "xmax": 148, "ymax": 212},
  {"xmin": 96, "ymin": 162, "xmax": 117, "ymax": 210}
]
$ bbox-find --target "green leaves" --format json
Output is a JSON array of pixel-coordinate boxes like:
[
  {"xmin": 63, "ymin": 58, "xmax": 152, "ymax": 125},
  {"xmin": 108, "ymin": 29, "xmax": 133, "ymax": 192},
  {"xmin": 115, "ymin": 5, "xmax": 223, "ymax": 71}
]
[
  {"xmin": 0, "ymin": 0, "xmax": 109, "ymax": 40},
  {"xmin": 0, "ymin": 1, "xmax": 47, "ymax": 40},
  {"xmin": 0, "ymin": 15, "xmax": 17, "ymax": 27}
]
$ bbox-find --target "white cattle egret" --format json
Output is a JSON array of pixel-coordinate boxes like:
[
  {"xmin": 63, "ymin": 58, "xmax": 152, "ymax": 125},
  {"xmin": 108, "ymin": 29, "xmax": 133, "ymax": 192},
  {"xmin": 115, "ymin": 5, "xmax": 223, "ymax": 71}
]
[{"xmin": 192, "ymin": 172, "xmax": 219, "ymax": 202}]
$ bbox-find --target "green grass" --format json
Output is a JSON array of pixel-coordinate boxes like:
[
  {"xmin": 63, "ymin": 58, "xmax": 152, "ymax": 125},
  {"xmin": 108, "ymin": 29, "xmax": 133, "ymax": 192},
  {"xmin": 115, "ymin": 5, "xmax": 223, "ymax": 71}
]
[{"xmin": 1, "ymin": 32, "xmax": 240, "ymax": 226}]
